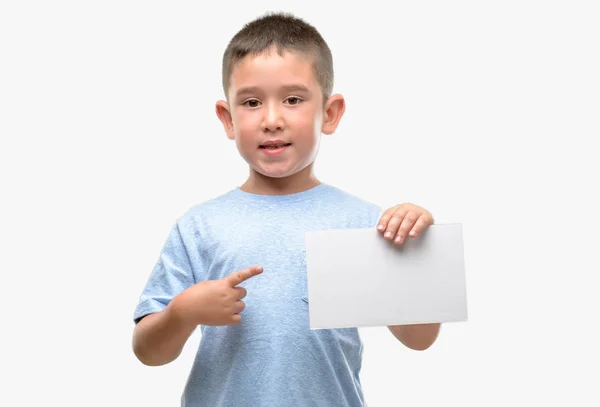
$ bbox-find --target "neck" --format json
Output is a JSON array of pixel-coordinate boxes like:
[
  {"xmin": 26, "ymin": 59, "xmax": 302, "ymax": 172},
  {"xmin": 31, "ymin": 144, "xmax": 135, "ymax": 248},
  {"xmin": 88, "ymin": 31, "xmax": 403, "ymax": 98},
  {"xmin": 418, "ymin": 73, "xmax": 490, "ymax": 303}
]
[{"xmin": 240, "ymin": 164, "xmax": 320, "ymax": 196}]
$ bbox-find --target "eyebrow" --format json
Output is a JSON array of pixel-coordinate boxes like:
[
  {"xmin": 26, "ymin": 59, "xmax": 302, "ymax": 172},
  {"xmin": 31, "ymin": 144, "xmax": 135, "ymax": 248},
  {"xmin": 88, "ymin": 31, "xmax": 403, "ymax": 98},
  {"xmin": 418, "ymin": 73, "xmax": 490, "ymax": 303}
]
[{"xmin": 235, "ymin": 84, "xmax": 311, "ymax": 97}]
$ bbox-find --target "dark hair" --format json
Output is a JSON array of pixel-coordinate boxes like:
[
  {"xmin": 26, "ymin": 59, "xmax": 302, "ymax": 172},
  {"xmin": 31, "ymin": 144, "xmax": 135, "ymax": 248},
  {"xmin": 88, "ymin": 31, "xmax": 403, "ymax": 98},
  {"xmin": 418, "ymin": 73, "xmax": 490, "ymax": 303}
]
[{"xmin": 221, "ymin": 12, "xmax": 334, "ymax": 100}]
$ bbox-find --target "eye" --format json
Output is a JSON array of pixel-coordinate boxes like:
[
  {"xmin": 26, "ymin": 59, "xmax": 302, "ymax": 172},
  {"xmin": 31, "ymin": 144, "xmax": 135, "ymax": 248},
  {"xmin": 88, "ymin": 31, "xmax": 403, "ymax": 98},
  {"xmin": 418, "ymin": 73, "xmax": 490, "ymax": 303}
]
[
  {"xmin": 243, "ymin": 99, "xmax": 261, "ymax": 108},
  {"xmin": 285, "ymin": 97, "xmax": 303, "ymax": 105}
]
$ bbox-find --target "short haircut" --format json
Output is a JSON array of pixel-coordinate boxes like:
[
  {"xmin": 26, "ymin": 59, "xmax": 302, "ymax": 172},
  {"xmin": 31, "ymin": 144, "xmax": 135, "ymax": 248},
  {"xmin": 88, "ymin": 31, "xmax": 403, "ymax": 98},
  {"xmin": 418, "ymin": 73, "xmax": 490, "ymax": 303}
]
[{"xmin": 221, "ymin": 12, "xmax": 334, "ymax": 100}]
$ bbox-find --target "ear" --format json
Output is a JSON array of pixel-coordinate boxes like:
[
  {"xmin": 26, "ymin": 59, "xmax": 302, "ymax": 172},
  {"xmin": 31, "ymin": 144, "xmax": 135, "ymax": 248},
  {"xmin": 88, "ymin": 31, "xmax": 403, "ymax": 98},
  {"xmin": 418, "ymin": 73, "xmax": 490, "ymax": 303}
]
[
  {"xmin": 216, "ymin": 100, "xmax": 235, "ymax": 140},
  {"xmin": 321, "ymin": 94, "xmax": 346, "ymax": 135}
]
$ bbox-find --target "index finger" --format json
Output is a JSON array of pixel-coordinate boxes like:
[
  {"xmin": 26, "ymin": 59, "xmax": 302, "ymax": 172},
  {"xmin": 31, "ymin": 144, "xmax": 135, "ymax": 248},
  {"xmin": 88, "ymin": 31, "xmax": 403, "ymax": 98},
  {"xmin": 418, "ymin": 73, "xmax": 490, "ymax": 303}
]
[{"xmin": 226, "ymin": 265, "xmax": 263, "ymax": 287}]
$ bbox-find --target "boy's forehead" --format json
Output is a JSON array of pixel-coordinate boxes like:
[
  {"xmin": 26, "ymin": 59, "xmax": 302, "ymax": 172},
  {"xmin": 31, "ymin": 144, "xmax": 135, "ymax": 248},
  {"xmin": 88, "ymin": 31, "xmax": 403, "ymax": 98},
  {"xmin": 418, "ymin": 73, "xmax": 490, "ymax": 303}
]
[{"xmin": 229, "ymin": 49, "xmax": 319, "ymax": 95}]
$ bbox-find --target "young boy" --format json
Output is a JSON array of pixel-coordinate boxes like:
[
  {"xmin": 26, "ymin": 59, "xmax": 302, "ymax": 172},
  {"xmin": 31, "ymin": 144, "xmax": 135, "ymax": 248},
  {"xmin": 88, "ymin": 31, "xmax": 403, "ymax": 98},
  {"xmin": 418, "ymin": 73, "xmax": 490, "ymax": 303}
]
[{"xmin": 132, "ymin": 11, "xmax": 440, "ymax": 406}]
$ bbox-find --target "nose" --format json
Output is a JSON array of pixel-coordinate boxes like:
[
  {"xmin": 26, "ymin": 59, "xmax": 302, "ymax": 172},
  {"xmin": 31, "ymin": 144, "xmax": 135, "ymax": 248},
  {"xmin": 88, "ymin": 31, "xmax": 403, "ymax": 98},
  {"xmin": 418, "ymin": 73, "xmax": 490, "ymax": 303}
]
[{"xmin": 261, "ymin": 101, "xmax": 284, "ymax": 132}]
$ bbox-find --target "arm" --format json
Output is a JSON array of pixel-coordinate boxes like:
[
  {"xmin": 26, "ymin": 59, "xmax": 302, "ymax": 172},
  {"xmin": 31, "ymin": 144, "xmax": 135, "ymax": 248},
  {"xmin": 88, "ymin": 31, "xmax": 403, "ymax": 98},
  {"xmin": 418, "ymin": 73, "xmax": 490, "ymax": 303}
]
[
  {"xmin": 387, "ymin": 323, "xmax": 441, "ymax": 351},
  {"xmin": 132, "ymin": 299, "xmax": 197, "ymax": 366},
  {"xmin": 132, "ymin": 265, "xmax": 263, "ymax": 366},
  {"xmin": 375, "ymin": 204, "xmax": 441, "ymax": 350}
]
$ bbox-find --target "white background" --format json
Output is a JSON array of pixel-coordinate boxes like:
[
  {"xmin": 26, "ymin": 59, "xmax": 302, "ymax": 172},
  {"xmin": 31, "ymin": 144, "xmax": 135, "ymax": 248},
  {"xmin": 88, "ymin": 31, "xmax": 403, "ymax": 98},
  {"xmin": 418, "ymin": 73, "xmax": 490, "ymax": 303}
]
[{"xmin": 1, "ymin": 1, "xmax": 599, "ymax": 406}]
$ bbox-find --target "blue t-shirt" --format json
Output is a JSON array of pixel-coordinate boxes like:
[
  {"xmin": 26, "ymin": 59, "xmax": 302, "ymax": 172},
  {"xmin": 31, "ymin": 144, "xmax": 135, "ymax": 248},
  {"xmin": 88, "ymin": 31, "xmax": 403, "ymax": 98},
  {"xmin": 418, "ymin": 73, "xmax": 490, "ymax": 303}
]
[{"xmin": 133, "ymin": 183, "xmax": 382, "ymax": 406}]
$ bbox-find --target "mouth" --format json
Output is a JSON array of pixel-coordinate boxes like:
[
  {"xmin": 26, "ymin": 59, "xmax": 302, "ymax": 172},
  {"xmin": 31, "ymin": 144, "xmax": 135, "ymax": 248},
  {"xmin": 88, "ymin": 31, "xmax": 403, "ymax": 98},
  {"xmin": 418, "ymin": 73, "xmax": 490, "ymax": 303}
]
[
  {"xmin": 258, "ymin": 142, "xmax": 292, "ymax": 157},
  {"xmin": 259, "ymin": 143, "xmax": 292, "ymax": 150}
]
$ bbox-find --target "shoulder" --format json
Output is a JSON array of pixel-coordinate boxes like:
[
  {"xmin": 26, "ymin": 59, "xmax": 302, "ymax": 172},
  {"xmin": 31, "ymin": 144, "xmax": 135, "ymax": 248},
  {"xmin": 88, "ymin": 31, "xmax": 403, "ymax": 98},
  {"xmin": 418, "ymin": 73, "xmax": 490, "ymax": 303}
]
[
  {"xmin": 321, "ymin": 184, "xmax": 383, "ymax": 228},
  {"xmin": 174, "ymin": 187, "xmax": 241, "ymax": 230}
]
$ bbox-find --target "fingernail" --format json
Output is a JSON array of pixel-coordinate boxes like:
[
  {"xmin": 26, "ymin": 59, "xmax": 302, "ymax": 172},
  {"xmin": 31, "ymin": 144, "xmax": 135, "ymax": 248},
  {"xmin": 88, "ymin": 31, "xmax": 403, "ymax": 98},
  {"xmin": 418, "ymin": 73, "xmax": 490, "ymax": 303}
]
[
  {"xmin": 377, "ymin": 224, "xmax": 384, "ymax": 231},
  {"xmin": 395, "ymin": 236, "xmax": 403, "ymax": 244},
  {"xmin": 385, "ymin": 231, "xmax": 392, "ymax": 238},
  {"xmin": 410, "ymin": 231, "xmax": 416, "ymax": 237}
]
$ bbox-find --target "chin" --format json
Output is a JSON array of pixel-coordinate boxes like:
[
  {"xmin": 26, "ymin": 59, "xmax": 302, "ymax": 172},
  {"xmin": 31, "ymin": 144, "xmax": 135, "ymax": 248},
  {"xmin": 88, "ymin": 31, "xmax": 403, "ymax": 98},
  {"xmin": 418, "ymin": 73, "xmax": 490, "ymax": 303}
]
[
  {"xmin": 253, "ymin": 162, "xmax": 307, "ymax": 179},
  {"xmin": 255, "ymin": 169, "xmax": 296, "ymax": 179}
]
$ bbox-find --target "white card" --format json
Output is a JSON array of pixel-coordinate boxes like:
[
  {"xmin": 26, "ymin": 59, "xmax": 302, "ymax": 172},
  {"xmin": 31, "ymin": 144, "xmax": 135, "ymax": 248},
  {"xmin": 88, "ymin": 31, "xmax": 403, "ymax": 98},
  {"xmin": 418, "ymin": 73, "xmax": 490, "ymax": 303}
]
[{"xmin": 304, "ymin": 223, "xmax": 468, "ymax": 329}]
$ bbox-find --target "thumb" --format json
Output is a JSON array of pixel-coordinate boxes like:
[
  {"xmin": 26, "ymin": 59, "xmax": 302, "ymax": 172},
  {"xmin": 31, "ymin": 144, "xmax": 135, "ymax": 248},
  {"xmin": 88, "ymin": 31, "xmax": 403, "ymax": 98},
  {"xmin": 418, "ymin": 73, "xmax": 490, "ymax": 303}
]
[{"xmin": 225, "ymin": 265, "xmax": 263, "ymax": 287}]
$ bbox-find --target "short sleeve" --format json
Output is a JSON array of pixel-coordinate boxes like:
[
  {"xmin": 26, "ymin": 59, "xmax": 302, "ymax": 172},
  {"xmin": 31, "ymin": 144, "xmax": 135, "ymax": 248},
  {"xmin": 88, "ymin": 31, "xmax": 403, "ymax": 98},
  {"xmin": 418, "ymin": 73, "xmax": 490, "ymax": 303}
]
[
  {"xmin": 371, "ymin": 204, "xmax": 385, "ymax": 228},
  {"xmin": 133, "ymin": 221, "xmax": 196, "ymax": 324}
]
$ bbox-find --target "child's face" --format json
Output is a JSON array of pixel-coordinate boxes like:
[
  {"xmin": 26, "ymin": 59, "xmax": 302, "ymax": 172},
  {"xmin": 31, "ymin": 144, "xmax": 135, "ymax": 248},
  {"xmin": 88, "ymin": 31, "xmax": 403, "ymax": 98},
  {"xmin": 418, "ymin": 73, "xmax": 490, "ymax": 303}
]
[{"xmin": 217, "ymin": 47, "xmax": 344, "ymax": 181}]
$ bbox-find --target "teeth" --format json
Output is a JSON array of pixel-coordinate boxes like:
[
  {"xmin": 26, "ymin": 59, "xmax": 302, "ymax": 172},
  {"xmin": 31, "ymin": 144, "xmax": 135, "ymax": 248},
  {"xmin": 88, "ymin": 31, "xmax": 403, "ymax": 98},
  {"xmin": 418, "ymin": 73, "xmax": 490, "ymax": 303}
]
[{"xmin": 262, "ymin": 144, "xmax": 288, "ymax": 149}]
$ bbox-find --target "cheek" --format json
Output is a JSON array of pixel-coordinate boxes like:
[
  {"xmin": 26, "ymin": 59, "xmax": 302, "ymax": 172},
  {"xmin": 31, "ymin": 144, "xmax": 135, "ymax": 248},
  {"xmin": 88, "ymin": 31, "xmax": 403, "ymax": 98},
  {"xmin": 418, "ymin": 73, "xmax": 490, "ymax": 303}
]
[
  {"xmin": 232, "ymin": 114, "xmax": 258, "ymax": 140},
  {"xmin": 290, "ymin": 107, "xmax": 322, "ymax": 134}
]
